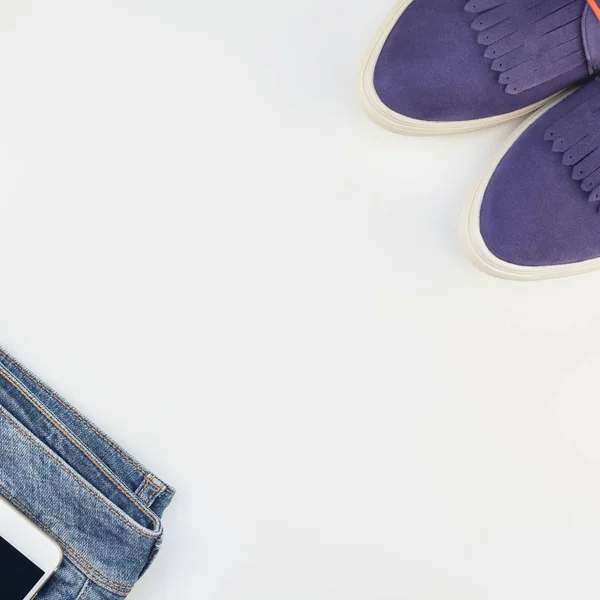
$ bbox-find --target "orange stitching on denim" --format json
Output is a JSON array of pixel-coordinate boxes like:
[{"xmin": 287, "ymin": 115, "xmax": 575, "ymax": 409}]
[
  {"xmin": 0, "ymin": 369, "xmax": 159, "ymax": 530},
  {"xmin": 137, "ymin": 475, "xmax": 151, "ymax": 499},
  {"xmin": 147, "ymin": 481, "xmax": 165, "ymax": 506},
  {"xmin": 0, "ymin": 405, "xmax": 157, "ymax": 540},
  {"xmin": 0, "ymin": 350, "xmax": 159, "ymax": 486},
  {"xmin": 0, "ymin": 486, "xmax": 133, "ymax": 596},
  {"xmin": 0, "ymin": 369, "xmax": 160, "ymax": 534},
  {"xmin": 145, "ymin": 477, "xmax": 162, "ymax": 490},
  {"xmin": 146, "ymin": 479, "xmax": 162, "ymax": 490},
  {"xmin": 141, "ymin": 475, "xmax": 174, "ymax": 502}
]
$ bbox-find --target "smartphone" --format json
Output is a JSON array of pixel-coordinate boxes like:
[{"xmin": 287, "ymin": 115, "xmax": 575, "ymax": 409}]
[{"xmin": 0, "ymin": 495, "xmax": 63, "ymax": 600}]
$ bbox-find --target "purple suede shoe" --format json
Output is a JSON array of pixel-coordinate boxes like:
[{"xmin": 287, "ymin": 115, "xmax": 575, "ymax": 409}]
[
  {"xmin": 360, "ymin": 0, "xmax": 600, "ymax": 135},
  {"xmin": 462, "ymin": 76, "xmax": 600, "ymax": 279}
]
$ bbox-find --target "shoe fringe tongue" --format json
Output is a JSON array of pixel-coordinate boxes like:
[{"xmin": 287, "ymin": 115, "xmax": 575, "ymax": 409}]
[
  {"xmin": 544, "ymin": 81, "xmax": 600, "ymax": 202},
  {"xmin": 466, "ymin": 0, "xmax": 588, "ymax": 94}
]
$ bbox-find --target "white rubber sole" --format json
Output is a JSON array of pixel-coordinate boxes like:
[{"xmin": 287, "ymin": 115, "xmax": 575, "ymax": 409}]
[
  {"xmin": 459, "ymin": 88, "xmax": 600, "ymax": 281},
  {"xmin": 358, "ymin": 0, "xmax": 560, "ymax": 136}
]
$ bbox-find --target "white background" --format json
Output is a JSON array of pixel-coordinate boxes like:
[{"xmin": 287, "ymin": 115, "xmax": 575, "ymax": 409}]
[{"xmin": 3, "ymin": 0, "xmax": 600, "ymax": 598}]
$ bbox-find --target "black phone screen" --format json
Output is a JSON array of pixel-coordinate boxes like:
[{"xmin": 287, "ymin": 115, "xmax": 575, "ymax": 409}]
[{"xmin": 0, "ymin": 536, "xmax": 44, "ymax": 599}]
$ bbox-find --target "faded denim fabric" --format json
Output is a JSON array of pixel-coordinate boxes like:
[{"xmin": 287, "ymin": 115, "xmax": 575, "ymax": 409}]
[{"xmin": 0, "ymin": 347, "xmax": 175, "ymax": 599}]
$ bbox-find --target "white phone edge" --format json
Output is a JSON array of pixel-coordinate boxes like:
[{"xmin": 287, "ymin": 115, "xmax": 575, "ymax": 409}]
[{"xmin": 0, "ymin": 494, "xmax": 63, "ymax": 600}]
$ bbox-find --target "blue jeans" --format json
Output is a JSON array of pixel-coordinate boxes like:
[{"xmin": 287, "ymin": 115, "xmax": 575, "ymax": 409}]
[{"xmin": 0, "ymin": 347, "xmax": 175, "ymax": 599}]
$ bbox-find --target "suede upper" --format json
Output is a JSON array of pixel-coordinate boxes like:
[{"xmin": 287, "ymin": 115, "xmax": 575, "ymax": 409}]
[
  {"xmin": 480, "ymin": 78, "xmax": 600, "ymax": 266},
  {"xmin": 373, "ymin": 0, "xmax": 591, "ymax": 121}
]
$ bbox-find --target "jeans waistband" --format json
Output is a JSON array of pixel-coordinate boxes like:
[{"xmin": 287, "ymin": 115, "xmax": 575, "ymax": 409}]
[{"xmin": 0, "ymin": 347, "xmax": 175, "ymax": 596}]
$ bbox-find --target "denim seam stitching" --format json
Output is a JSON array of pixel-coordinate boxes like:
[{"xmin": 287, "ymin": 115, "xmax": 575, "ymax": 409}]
[
  {"xmin": 0, "ymin": 486, "xmax": 133, "ymax": 595},
  {"xmin": 1, "ymin": 350, "xmax": 174, "ymax": 496},
  {"xmin": 137, "ymin": 475, "xmax": 152, "ymax": 498},
  {"xmin": 147, "ymin": 481, "xmax": 166, "ymax": 506},
  {"xmin": 0, "ymin": 402, "xmax": 158, "ymax": 540},
  {"xmin": 0, "ymin": 349, "xmax": 161, "ymax": 489},
  {"xmin": 0, "ymin": 368, "xmax": 160, "ymax": 536},
  {"xmin": 75, "ymin": 578, "xmax": 91, "ymax": 600}
]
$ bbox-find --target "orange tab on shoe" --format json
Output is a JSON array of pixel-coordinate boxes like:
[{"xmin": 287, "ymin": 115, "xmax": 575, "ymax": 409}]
[{"xmin": 588, "ymin": 0, "xmax": 600, "ymax": 21}]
